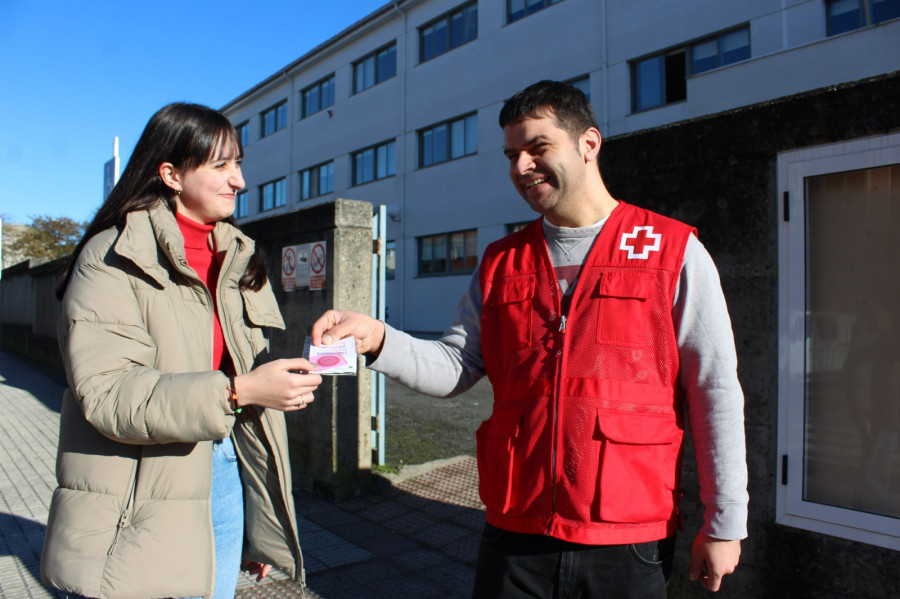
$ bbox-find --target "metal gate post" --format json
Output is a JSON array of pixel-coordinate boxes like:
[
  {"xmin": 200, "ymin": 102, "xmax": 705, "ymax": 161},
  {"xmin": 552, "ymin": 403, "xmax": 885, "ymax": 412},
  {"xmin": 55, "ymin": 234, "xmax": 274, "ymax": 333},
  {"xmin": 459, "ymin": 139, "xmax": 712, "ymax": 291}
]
[{"xmin": 371, "ymin": 205, "xmax": 387, "ymax": 465}]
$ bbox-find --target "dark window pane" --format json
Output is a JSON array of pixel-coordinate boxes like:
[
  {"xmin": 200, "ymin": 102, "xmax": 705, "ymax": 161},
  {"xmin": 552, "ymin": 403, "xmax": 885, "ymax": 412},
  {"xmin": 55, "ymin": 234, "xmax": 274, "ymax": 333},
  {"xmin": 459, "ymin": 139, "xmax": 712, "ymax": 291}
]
[
  {"xmin": 691, "ymin": 39, "xmax": 718, "ymax": 74},
  {"xmin": 378, "ymin": 45, "xmax": 396, "ymax": 82},
  {"xmin": 635, "ymin": 56, "xmax": 663, "ymax": 111},
  {"xmin": 720, "ymin": 28, "xmax": 750, "ymax": 66},
  {"xmin": 828, "ymin": 0, "xmax": 863, "ymax": 35},
  {"xmin": 664, "ymin": 51, "xmax": 686, "ymax": 103},
  {"xmin": 873, "ymin": 0, "xmax": 900, "ymax": 22},
  {"xmin": 422, "ymin": 129, "xmax": 433, "ymax": 166},
  {"xmin": 433, "ymin": 124, "xmax": 448, "ymax": 164}
]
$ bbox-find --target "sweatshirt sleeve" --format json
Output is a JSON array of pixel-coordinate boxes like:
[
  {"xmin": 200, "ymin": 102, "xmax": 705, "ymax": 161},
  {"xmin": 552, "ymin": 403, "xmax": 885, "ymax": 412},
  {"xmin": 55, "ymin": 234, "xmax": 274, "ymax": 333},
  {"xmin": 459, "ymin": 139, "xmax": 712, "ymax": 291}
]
[
  {"xmin": 60, "ymin": 247, "xmax": 235, "ymax": 445},
  {"xmin": 674, "ymin": 235, "xmax": 749, "ymax": 540},
  {"xmin": 367, "ymin": 271, "xmax": 486, "ymax": 397}
]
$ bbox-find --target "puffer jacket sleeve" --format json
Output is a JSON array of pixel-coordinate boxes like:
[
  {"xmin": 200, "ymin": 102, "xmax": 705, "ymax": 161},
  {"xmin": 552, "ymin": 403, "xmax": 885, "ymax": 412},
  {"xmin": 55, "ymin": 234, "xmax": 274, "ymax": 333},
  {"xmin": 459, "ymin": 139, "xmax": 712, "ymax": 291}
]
[{"xmin": 61, "ymin": 234, "xmax": 235, "ymax": 445}]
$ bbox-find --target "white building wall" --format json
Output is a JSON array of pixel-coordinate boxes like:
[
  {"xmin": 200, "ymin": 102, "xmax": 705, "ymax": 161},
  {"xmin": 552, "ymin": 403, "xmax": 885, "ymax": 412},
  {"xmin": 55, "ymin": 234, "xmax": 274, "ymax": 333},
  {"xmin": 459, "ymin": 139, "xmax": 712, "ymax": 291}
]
[{"xmin": 222, "ymin": 0, "xmax": 900, "ymax": 333}]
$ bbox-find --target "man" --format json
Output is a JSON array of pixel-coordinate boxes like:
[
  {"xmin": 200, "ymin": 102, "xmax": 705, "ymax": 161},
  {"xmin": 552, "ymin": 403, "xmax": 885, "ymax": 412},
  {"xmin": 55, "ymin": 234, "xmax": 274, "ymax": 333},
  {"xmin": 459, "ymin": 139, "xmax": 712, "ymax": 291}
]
[{"xmin": 312, "ymin": 80, "xmax": 747, "ymax": 597}]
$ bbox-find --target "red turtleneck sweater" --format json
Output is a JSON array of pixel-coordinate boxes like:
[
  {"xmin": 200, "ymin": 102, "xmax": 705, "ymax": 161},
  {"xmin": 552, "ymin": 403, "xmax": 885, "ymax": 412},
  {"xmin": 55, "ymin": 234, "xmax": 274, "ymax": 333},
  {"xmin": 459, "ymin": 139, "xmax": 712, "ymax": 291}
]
[{"xmin": 175, "ymin": 212, "xmax": 232, "ymax": 374}]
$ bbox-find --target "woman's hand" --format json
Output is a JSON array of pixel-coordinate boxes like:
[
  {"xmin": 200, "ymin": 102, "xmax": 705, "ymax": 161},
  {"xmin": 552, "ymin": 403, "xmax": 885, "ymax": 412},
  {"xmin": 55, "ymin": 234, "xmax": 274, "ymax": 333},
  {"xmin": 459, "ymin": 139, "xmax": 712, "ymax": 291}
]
[
  {"xmin": 241, "ymin": 560, "xmax": 272, "ymax": 582},
  {"xmin": 233, "ymin": 358, "xmax": 322, "ymax": 412}
]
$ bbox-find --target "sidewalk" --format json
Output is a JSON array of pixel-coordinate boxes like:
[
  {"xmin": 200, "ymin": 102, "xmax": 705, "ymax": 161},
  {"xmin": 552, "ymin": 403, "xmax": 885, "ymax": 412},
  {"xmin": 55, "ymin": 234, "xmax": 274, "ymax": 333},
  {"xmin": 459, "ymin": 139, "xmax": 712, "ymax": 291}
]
[{"xmin": 0, "ymin": 348, "xmax": 483, "ymax": 599}]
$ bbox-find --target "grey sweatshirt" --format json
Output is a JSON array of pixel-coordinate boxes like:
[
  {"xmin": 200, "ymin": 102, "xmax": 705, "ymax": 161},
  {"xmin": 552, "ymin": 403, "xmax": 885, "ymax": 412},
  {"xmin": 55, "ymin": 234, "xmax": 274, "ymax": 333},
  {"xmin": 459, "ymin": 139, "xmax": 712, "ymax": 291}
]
[{"xmin": 369, "ymin": 217, "xmax": 748, "ymax": 541}]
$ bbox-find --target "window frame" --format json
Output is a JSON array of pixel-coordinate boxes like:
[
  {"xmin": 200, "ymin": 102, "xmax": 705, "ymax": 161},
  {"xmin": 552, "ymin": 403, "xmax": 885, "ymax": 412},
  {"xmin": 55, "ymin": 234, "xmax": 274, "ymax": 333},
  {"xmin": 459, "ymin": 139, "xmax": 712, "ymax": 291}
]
[
  {"xmin": 417, "ymin": 229, "xmax": 478, "ymax": 277},
  {"xmin": 301, "ymin": 75, "xmax": 336, "ymax": 118},
  {"xmin": 353, "ymin": 42, "xmax": 397, "ymax": 94},
  {"xmin": 299, "ymin": 161, "xmax": 335, "ymax": 200},
  {"xmin": 351, "ymin": 139, "xmax": 396, "ymax": 186},
  {"xmin": 260, "ymin": 101, "xmax": 288, "ymax": 138},
  {"xmin": 235, "ymin": 121, "xmax": 249, "ymax": 148},
  {"xmin": 507, "ymin": 0, "xmax": 563, "ymax": 24},
  {"xmin": 259, "ymin": 177, "xmax": 286, "ymax": 212},
  {"xmin": 776, "ymin": 132, "xmax": 900, "ymax": 551},
  {"xmin": 235, "ymin": 189, "xmax": 249, "ymax": 218},
  {"xmin": 419, "ymin": 1, "xmax": 478, "ymax": 63},
  {"xmin": 630, "ymin": 25, "xmax": 750, "ymax": 113},
  {"xmin": 826, "ymin": 0, "xmax": 900, "ymax": 36},
  {"xmin": 418, "ymin": 112, "xmax": 478, "ymax": 168}
]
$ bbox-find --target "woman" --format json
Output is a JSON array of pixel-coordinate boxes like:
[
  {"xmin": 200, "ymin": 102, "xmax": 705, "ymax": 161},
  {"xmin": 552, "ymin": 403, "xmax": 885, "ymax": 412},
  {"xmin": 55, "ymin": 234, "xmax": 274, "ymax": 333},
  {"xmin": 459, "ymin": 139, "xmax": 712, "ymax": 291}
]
[{"xmin": 41, "ymin": 103, "xmax": 321, "ymax": 599}]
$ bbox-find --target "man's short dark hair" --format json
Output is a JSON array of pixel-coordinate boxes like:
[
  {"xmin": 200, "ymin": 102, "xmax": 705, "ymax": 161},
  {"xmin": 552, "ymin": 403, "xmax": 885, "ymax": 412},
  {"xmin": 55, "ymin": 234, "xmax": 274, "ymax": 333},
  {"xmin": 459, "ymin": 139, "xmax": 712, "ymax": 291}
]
[{"xmin": 499, "ymin": 80, "xmax": 598, "ymax": 141}]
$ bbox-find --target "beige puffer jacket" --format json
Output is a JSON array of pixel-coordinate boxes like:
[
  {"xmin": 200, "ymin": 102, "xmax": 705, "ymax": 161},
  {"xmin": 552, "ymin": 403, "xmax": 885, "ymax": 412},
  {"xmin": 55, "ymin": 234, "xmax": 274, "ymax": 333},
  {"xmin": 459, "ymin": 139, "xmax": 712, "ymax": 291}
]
[{"xmin": 41, "ymin": 202, "xmax": 303, "ymax": 599}]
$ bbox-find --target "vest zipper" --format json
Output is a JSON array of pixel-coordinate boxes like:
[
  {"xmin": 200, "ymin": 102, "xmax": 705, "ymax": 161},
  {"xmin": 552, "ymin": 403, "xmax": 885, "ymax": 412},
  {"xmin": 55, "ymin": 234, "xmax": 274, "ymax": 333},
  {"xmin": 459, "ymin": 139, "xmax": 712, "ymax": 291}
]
[
  {"xmin": 108, "ymin": 460, "xmax": 140, "ymax": 555},
  {"xmin": 547, "ymin": 313, "xmax": 566, "ymax": 535}
]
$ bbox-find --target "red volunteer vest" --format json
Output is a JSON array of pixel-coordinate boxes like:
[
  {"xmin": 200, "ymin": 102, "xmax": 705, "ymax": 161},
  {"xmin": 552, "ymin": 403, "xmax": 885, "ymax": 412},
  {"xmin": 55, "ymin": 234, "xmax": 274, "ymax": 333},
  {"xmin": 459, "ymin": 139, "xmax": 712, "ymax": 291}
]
[{"xmin": 478, "ymin": 201, "xmax": 695, "ymax": 545}]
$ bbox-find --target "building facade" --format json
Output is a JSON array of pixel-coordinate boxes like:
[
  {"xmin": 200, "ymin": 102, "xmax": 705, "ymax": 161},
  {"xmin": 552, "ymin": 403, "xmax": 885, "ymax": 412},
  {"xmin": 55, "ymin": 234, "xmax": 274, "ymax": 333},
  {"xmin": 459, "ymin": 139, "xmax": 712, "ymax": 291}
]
[
  {"xmin": 223, "ymin": 0, "xmax": 898, "ymax": 334},
  {"xmin": 221, "ymin": 3, "xmax": 899, "ymax": 595}
]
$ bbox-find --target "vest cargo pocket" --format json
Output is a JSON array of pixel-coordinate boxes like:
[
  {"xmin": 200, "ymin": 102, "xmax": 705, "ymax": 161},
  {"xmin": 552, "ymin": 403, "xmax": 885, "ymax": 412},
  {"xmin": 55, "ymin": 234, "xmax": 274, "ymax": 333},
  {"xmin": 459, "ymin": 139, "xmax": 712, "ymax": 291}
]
[
  {"xmin": 485, "ymin": 275, "xmax": 535, "ymax": 353},
  {"xmin": 476, "ymin": 408, "xmax": 523, "ymax": 514},
  {"xmin": 594, "ymin": 411, "xmax": 682, "ymax": 523}
]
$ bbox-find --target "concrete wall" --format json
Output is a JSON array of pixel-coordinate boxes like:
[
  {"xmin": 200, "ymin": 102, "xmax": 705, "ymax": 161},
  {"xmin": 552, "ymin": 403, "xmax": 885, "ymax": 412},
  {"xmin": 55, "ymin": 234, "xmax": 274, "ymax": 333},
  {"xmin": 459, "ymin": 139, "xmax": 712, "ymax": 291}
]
[
  {"xmin": 0, "ymin": 257, "xmax": 66, "ymax": 373},
  {"xmin": 240, "ymin": 198, "xmax": 375, "ymax": 501},
  {"xmin": 599, "ymin": 72, "xmax": 900, "ymax": 599}
]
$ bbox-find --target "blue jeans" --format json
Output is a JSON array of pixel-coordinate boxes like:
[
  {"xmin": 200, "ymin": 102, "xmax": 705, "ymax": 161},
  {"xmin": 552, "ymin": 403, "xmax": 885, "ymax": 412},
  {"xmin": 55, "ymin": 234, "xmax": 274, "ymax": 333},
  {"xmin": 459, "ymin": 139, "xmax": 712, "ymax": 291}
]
[
  {"xmin": 472, "ymin": 523, "xmax": 675, "ymax": 599},
  {"xmin": 203, "ymin": 436, "xmax": 245, "ymax": 599}
]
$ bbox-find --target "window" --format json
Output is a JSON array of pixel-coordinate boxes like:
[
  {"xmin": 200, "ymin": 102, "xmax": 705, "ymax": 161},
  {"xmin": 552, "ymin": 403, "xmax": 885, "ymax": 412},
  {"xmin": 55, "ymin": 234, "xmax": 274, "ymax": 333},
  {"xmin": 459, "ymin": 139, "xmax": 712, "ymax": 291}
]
[
  {"xmin": 507, "ymin": 0, "xmax": 562, "ymax": 23},
  {"xmin": 260, "ymin": 102, "xmax": 287, "ymax": 137},
  {"xmin": 352, "ymin": 140, "xmax": 396, "ymax": 185},
  {"xmin": 235, "ymin": 190, "xmax": 248, "ymax": 218},
  {"xmin": 418, "ymin": 229, "xmax": 478, "ymax": 276},
  {"xmin": 260, "ymin": 178, "xmax": 286, "ymax": 212},
  {"xmin": 386, "ymin": 240, "xmax": 396, "ymax": 280},
  {"xmin": 566, "ymin": 75, "xmax": 590, "ymax": 102},
  {"xmin": 235, "ymin": 121, "xmax": 249, "ymax": 148},
  {"xmin": 827, "ymin": 0, "xmax": 900, "ymax": 36},
  {"xmin": 354, "ymin": 43, "xmax": 397, "ymax": 93},
  {"xmin": 300, "ymin": 161, "xmax": 334, "ymax": 200},
  {"xmin": 419, "ymin": 113, "xmax": 477, "ymax": 167},
  {"xmin": 301, "ymin": 75, "xmax": 335, "ymax": 118},
  {"xmin": 777, "ymin": 133, "xmax": 900, "ymax": 550},
  {"xmin": 690, "ymin": 28, "xmax": 750, "ymax": 74},
  {"xmin": 632, "ymin": 26, "xmax": 750, "ymax": 112},
  {"xmin": 632, "ymin": 50, "xmax": 686, "ymax": 112},
  {"xmin": 420, "ymin": 2, "xmax": 477, "ymax": 62}
]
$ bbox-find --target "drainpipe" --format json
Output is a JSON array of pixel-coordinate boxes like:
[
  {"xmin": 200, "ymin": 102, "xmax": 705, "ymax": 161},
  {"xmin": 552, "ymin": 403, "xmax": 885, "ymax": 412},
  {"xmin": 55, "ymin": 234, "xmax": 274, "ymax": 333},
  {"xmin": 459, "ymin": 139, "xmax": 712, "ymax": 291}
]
[
  {"xmin": 280, "ymin": 70, "xmax": 295, "ymax": 210},
  {"xmin": 392, "ymin": 0, "xmax": 408, "ymax": 330},
  {"xmin": 600, "ymin": 0, "xmax": 610, "ymax": 137}
]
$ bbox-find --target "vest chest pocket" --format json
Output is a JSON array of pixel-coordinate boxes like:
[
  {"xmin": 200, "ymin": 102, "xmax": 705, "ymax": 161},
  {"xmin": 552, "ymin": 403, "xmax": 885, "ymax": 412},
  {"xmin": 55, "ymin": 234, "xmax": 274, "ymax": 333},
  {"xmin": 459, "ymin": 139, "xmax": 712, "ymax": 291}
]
[
  {"xmin": 485, "ymin": 275, "xmax": 535, "ymax": 354},
  {"xmin": 593, "ymin": 272, "xmax": 654, "ymax": 347}
]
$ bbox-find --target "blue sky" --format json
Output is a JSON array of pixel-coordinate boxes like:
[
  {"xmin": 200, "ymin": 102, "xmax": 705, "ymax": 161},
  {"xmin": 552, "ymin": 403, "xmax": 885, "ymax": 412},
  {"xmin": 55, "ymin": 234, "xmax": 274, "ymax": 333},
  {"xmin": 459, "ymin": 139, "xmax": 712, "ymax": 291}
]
[{"xmin": 0, "ymin": 0, "xmax": 388, "ymax": 225}]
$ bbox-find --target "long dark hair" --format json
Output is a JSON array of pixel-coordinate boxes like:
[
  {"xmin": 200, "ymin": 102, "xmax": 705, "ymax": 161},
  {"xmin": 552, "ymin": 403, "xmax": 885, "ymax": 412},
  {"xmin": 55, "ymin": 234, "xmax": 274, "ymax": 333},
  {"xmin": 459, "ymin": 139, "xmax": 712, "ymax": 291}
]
[{"xmin": 57, "ymin": 103, "xmax": 267, "ymax": 299}]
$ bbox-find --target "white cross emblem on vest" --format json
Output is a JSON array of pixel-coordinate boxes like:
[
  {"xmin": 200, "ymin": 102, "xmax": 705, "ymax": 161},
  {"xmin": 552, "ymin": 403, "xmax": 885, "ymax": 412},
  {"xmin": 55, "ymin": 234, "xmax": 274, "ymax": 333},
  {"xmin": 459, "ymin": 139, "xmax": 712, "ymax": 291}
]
[{"xmin": 619, "ymin": 226, "xmax": 661, "ymax": 259}]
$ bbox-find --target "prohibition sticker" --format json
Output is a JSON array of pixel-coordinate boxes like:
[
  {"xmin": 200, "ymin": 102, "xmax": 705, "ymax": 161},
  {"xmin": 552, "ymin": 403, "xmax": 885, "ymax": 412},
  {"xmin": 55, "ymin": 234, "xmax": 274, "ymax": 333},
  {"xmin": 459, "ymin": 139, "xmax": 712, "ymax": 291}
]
[
  {"xmin": 281, "ymin": 246, "xmax": 298, "ymax": 292},
  {"xmin": 309, "ymin": 241, "xmax": 327, "ymax": 290}
]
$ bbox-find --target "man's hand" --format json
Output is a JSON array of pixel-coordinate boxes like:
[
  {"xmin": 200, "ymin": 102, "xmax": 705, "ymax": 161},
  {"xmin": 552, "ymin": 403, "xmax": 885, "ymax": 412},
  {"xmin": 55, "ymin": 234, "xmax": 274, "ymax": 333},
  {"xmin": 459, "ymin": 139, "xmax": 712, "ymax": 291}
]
[
  {"xmin": 688, "ymin": 534, "xmax": 741, "ymax": 592},
  {"xmin": 311, "ymin": 310, "xmax": 386, "ymax": 357}
]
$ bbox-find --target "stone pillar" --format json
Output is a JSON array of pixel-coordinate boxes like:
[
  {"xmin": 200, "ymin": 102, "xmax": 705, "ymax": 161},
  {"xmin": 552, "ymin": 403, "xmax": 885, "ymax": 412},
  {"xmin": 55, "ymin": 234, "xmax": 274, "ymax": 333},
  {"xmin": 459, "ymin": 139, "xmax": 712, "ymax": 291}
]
[{"xmin": 241, "ymin": 199, "xmax": 373, "ymax": 501}]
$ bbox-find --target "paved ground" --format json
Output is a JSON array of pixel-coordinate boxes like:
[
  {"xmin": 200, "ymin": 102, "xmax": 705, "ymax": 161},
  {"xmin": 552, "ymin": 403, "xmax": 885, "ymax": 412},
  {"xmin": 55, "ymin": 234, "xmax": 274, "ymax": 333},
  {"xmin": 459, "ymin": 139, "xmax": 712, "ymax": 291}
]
[{"xmin": 0, "ymin": 347, "xmax": 490, "ymax": 599}]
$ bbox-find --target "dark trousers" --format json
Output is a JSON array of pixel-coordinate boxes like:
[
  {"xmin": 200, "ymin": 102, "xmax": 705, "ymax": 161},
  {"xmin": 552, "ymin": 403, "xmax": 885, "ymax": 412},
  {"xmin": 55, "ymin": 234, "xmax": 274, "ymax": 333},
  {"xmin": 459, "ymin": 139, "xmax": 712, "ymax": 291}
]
[{"xmin": 472, "ymin": 523, "xmax": 675, "ymax": 599}]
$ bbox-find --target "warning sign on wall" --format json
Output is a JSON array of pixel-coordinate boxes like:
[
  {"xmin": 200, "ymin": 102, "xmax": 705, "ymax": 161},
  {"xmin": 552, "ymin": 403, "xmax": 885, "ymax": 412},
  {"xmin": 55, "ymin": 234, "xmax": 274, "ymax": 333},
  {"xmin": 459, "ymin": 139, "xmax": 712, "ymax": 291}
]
[
  {"xmin": 309, "ymin": 241, "xmax": 327, "ymax": 291},
  {"xmin": 280, "ymin": 242, "xmax": 323, "ymax": 291}
]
